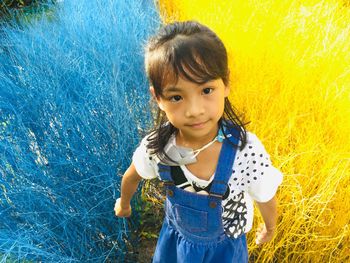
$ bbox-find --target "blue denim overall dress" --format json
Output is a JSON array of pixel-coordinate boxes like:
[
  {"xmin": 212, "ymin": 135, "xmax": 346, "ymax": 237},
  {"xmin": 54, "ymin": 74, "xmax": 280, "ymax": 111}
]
[{"xmin": 152, "ymin": 135, "xmax": 248, "ymax": 263}]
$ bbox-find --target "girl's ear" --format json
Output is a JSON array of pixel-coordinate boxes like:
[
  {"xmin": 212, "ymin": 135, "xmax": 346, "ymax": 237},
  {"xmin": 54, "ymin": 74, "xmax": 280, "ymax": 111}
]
[
  {"xmin": 149, "ymin": 86, "xmax": 157, "ymax": 99},
  {"xmin": 149, "ymin": 86, "xmax": 165, "ymax": 111}
]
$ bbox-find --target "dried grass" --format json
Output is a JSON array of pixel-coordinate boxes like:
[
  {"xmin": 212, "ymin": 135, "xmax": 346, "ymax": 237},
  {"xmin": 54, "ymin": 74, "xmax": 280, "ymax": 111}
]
[{"xmin": 157, "ymin": 0, "xmax": 350, "ymax": 261}]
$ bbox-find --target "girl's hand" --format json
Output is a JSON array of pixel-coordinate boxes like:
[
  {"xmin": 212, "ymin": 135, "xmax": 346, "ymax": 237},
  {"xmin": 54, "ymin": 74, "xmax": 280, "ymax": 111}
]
[
  {"xmin": 114, "ymin": 198, "xmax": 132, "ymax": 218},
  {"xmin": 255, "ymin": 223, "xmax": 275, "ymax": 245}
]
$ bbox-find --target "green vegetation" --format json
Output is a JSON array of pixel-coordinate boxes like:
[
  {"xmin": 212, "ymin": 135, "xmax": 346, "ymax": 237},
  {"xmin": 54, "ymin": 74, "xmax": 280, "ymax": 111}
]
[
  {"xmin": 0, "ymin": 0, "xmax": 56, "ymax": 24},
  {"xmin": 135, "ymin": 179, "xmax": 165, "ymax": 262}
]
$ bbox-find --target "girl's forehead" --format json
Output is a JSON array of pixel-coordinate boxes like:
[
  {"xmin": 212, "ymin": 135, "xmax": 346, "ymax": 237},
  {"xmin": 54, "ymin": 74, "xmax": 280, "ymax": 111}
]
[
  {"xmin": 160, "ymin": 64, "xmax": 207, "ymax": 88},
  {"xmin": 162, "ymin": 76, "xmax": 188, "ymax": 90},
  {"xmin": 161, "ymin": 72, "xmax": 196, "ymax": 90},
  {"xmin": 161, "ymin": 67, "xmax": 178, "ymax": 85},
  {"xmin": 159, "ymin": 66, "xmax": 183, "ymax": 88}
]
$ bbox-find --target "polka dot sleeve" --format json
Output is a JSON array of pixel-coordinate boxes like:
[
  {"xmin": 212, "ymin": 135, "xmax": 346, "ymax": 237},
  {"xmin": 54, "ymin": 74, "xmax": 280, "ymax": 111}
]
[
  {"xmin": 246, "ymin": 133, "xmax": 283, "ymax": 202},
  {"xmin": 231, "ymin": 133, "xmax": 283, "ymax": 203},
  {"xmin": 132, "ymin": 136, "xmax": 159, "ymax": 180}
]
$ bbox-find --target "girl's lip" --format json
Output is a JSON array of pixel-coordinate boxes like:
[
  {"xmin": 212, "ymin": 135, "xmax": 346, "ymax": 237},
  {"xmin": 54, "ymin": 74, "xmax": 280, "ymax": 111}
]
[{"xmin": 187, "ymin": 121, "xmax": 207, "ymax": 128}]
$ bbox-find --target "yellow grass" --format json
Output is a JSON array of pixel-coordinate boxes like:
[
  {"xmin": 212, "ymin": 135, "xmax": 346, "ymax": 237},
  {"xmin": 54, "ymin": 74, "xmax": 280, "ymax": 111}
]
[{"xmin": 158, "ymin": 0, "xmax": 350, "ymax": 261}]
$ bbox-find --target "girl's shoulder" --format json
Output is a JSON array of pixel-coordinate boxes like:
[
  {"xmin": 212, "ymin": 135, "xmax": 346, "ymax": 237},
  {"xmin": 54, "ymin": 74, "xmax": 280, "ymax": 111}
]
[
  {"xmin": 234, "ymin": 131, "xmax": 275, "ymax": 174},
  {"xmin": 131, "ymin": 133, "xmax": 162, "ymax": 180},
  {"xmin": 237, "ymin": 131, "xmax": 268, "ymax": 155},
  {"xmin": 139, "ymin": 131, "xmax": 174, "ymax": 152},
  {"xmin": 245, "ymin": 131, "xmax": 266, "ymax": 146}
]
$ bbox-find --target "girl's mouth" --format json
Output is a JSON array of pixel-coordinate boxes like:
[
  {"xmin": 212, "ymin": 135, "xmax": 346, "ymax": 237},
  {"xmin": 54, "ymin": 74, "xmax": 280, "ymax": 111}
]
[{"xmin": 187, "ymin": 121, "xmax": 208, "ymax": 129}]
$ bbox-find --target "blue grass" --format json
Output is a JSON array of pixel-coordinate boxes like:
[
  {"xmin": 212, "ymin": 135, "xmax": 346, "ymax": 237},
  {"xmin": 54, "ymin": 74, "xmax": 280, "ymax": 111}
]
[{"xmin": 0, "ymin": 0, "xmax": 160, "ymax": 261}]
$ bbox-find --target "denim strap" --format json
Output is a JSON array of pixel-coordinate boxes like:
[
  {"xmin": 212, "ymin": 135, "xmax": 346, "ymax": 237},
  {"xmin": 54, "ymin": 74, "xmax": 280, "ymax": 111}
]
[
  {"xmin": 209, "ymin": 130, "xmax": 239, "ymax": 198},
  {"xmin": 158, "ymin": 163, "xmax": 173, "ymax": 183}
]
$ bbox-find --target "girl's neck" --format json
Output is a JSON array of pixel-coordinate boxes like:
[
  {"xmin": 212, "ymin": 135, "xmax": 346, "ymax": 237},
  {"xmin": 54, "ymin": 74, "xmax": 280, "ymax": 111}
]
[{"xmin": 175, "ymin": 126, "xmax": 219, "ymax": 150}]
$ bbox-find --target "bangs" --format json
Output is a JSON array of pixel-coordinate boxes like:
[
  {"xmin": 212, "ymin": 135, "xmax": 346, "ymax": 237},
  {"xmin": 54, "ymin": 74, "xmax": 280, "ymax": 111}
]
[{"xmin": 146, "ymin": 33, "xmax": 228, "ymax": 97}]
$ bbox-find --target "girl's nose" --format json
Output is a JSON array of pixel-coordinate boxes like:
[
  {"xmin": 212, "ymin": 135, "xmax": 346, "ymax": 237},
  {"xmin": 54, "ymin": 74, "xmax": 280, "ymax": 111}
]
[{"xmin": 185, "ymin": 97, "xmax": 205, "ymax": 118}]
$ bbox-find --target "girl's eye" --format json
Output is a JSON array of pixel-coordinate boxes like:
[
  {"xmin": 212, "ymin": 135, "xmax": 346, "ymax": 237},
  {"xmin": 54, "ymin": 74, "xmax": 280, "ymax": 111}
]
[
  {"xmin": 202, "ymin": 87, "xmax": 213, "ymax": 95},
  {"xmin": 169, "ymin": 95, "xmax": 182, "ymax": 102}
]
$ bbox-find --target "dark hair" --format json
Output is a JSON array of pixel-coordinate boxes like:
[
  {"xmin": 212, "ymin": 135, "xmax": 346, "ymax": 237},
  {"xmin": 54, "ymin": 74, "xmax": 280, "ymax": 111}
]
[{"xmin": 144, "ymin": 20, "xmax": 248, "ymax": 162}]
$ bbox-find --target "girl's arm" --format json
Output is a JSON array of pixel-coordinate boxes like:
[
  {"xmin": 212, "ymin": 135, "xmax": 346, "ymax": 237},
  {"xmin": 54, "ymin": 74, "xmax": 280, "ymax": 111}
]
[
  {"xmin": 114, "ymin": 162, "xmax": 143, "ymax": 218},
  {"xmin": 255, "ymin": 196, "xmax": 278, "ymax": 245}
]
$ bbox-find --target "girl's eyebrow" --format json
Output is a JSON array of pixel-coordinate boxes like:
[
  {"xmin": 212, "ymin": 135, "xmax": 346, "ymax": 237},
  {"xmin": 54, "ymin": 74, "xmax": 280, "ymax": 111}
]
[
  {"xmin": 163, "ymin": 86, "xmax": 182, "ymax": 93},
  {"xmin": 163, "ymin": 80, "xmax": 216, "ymax": 93}
]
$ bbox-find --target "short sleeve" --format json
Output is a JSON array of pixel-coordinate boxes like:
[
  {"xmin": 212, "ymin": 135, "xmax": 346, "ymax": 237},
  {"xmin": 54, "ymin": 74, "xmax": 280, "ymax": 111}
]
[
  {"xmin": 132, "ymin": 136, "xmax": 159, "ymax": 180},
  {"xmin": 245, "ymin": 133, "xmax": 283, "ymax": 202}
]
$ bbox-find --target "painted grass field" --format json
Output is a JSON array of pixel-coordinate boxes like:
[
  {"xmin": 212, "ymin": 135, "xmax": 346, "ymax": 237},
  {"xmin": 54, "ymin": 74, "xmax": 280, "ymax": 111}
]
[
  {"xmin": 0, "ymin": 1, "xmax": 159, "ymax": 261},
  {"xmin": 158, "ymin": 0, "xmax": 350, "ymax": 262}
]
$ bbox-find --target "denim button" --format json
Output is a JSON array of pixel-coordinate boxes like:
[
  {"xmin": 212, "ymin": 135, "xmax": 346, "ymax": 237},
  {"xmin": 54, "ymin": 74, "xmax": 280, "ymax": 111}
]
[
  {"xmin": 167, "ymin": 190, "xmax": 174, "ymax": 197},
  {"xmin": 209, "ymin": 201, "xmax": 217, "ymax": 208}
]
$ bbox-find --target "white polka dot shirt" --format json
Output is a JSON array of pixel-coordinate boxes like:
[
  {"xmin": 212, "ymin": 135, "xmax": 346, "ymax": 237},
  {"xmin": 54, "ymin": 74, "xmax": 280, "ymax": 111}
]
[{"xmin": 132, "ymin": 132, "xmax": 283, "ymax": 238}]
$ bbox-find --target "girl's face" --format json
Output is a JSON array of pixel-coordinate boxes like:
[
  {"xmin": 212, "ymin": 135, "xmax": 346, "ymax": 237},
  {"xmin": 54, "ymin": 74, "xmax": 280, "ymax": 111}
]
[{"xmin": 152, "ymin": 76, "xmax": 230, "ymax": 145}]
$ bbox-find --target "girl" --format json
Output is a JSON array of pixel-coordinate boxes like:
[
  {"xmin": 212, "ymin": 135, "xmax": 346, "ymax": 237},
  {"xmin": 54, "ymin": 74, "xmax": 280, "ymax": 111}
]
[{"xmin": 114, "ymin": 21, "xmax": 283, "ymax": 263}]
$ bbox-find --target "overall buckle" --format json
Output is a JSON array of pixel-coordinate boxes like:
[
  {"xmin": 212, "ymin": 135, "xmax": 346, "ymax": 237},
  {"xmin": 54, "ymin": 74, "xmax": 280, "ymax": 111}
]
[
  {"xmin": 209, "ymin": 192, "xmax": 222, "ymax": 199},
  {"xmin": 162, "ymin": 180, "xmax": 174, "ymax": 186}
]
